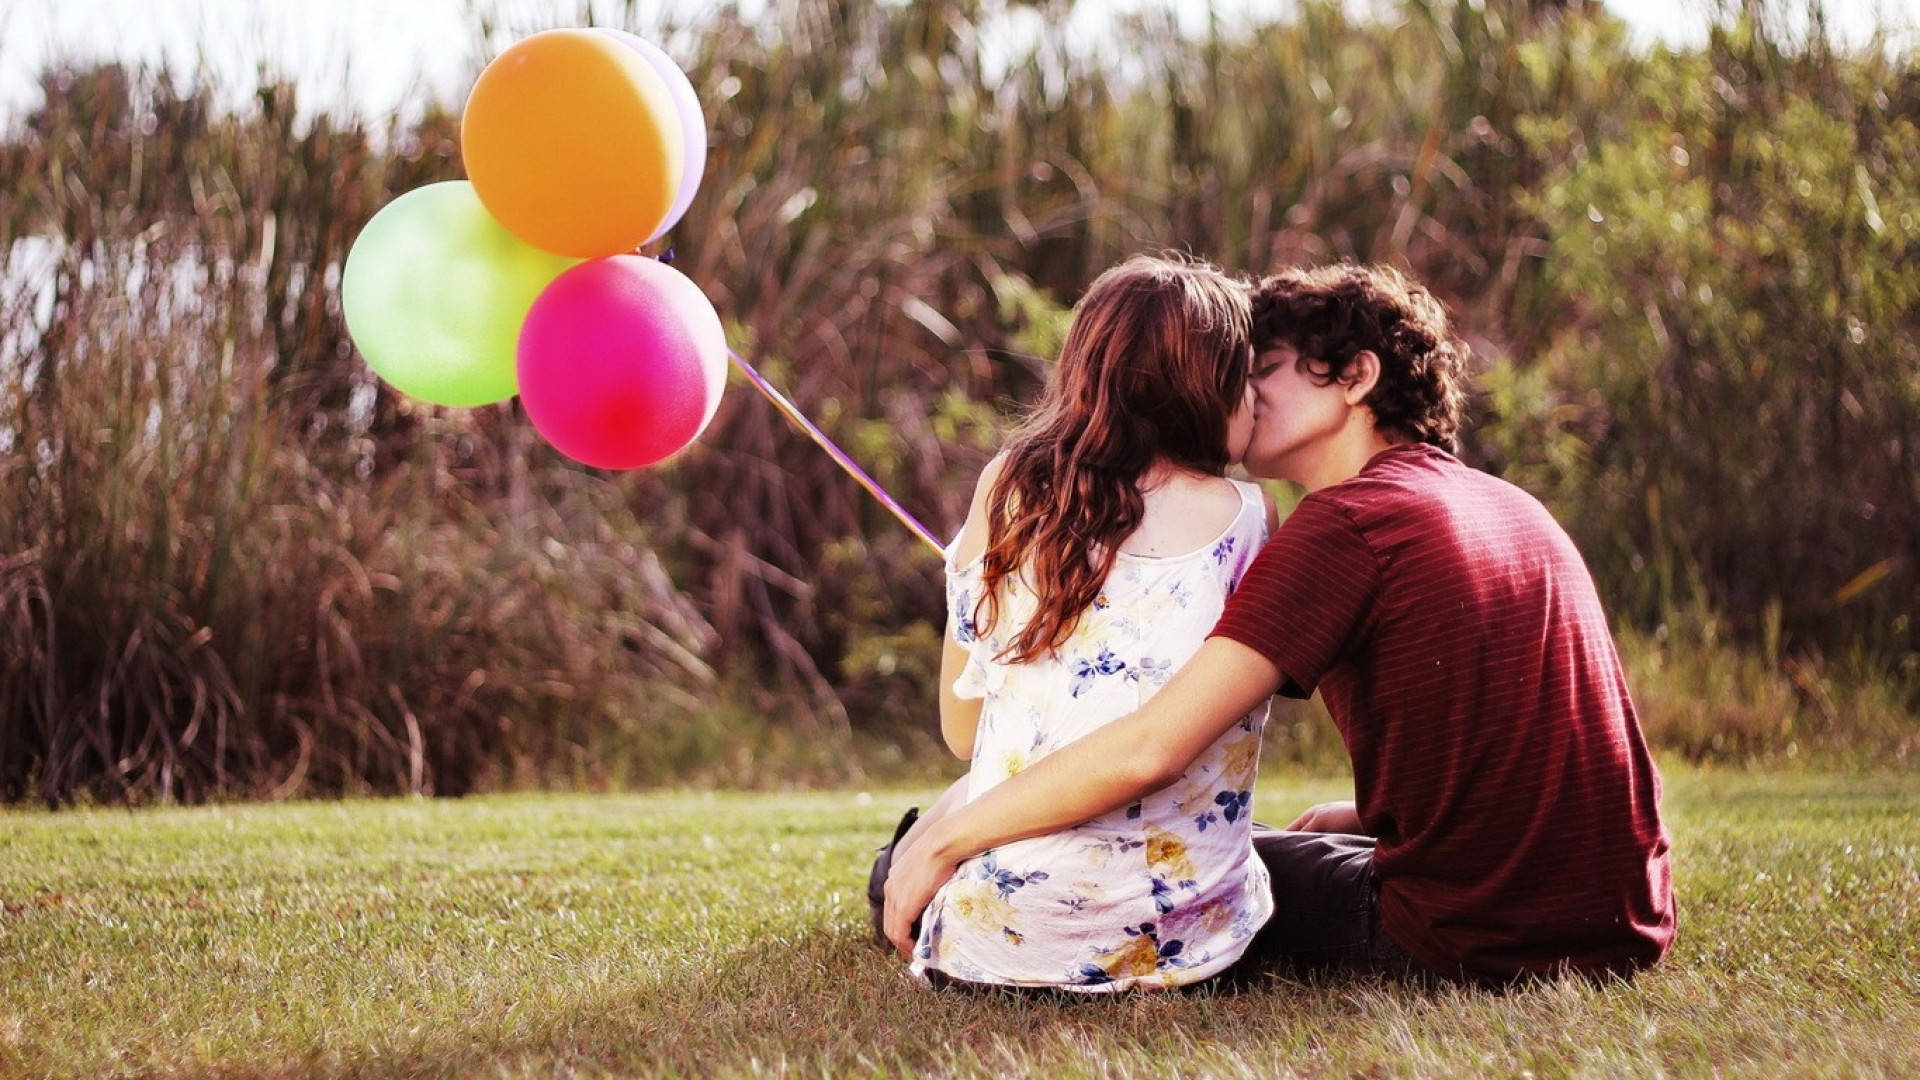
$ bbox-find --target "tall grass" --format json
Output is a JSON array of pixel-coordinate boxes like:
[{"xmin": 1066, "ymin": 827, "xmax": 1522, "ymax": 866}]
[
  {"xmin": 1, "ymin": 0, "xmax": 1914, "ymax": 802},
  {"xmin": 0, "ymin": 66, "xmax": 727, "ymax": 803}
]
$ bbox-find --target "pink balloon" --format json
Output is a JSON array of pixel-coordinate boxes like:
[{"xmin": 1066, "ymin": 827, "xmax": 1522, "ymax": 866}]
[
  {"xmin": 596, "ymin": 29, "xmax": 707, "ymax": 242},
  {"xmin": 518, "ymin": 256, "xmax": 727, "ymax": 470}
]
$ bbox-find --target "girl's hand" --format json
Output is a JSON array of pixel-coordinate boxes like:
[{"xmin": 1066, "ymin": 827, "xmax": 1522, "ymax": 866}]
[{"xmin": 883, "ymin": 824, "xmax": 961, "ymax": 958}]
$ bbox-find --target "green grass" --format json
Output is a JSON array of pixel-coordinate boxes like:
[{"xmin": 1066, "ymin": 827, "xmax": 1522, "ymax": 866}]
[{"xmin": 1, "ymin": 767, "xmax": 1915, "ymax": 1078}]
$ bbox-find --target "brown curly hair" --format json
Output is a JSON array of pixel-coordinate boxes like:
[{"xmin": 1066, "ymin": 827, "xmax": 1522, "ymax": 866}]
[
  {"xmin": 977, "ymin": 254, "xmax": 1253, "ymax": 664},
  {"xmin": 1249, "ymin": 264, "xmax": 1469, "ymax": 453}
]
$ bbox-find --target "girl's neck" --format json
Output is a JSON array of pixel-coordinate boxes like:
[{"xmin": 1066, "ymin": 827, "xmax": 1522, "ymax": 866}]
[{"xmin": 1139, "ymin": 458, "xmax": 1216, "ymax": 491}]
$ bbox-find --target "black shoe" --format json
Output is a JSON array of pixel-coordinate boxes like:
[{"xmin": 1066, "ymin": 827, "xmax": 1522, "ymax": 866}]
[{"xmin": 867, "ymin": 806, "xmax": 919, "ymax": 947}]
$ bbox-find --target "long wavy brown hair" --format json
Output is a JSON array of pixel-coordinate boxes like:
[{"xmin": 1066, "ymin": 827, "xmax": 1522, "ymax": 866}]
[{"xmin": 976, "ymin": 255, "xmax": 1253, "ymax": 664}]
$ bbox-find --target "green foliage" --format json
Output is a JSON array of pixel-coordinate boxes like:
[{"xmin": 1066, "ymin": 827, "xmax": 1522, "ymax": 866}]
[
  {"xmin": 0, "ymin": 770, "xmax": 1914, "ymax": 1076},
  {"xmin": 0, "ymin": 1, "xmax": 1914, "ymax": 802},
  {"xmin": 1503, "ymin": 24, "xmax": 1920, "ymax": 663}
]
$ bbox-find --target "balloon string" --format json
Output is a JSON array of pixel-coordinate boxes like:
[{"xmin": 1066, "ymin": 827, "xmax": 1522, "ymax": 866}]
[{"xmin": 726, "ymin": 347, "xmax": 947, "ymax": 559}]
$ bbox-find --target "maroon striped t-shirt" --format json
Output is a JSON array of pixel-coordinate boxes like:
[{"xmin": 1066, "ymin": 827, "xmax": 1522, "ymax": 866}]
[{"xmin": 1212, "ymin": 443, "xmax": 1674, "ymax": 981}]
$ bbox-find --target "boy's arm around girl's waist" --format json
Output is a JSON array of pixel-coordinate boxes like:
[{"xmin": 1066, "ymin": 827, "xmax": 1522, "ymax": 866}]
[{"xmin": 884, "ymin": 636, "xmax": 1282, "ymax": 954}]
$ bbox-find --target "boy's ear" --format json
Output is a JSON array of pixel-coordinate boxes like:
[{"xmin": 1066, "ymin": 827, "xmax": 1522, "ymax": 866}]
[{"xmin": 1342, "ymin": 350, "xmax": 1382, "ymax": 405}]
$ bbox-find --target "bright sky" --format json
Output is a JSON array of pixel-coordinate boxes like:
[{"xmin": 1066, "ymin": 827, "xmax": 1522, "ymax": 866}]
[{"xmin": 1, "ymin": 0, "xmax": 1914, "ymax": 125}]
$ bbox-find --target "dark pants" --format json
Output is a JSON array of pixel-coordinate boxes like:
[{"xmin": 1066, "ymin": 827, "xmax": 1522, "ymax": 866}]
[
  {"xmin": 1229, "ymin": 825, "xmax": 1423, "ymax": 981},
  {"xmin": 867, "ymin": 809, "xmax": 1425, "ymax": 986}
]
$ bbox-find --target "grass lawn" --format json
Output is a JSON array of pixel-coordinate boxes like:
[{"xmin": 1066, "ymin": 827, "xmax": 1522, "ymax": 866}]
[{"xmin": 1, "ymin": 767, "xmax": 1915, "ymax": 1078}]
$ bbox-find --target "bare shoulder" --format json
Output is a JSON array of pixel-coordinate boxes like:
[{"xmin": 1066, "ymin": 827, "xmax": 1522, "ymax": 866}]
[
  {"xmin": 975, "ymin": 451, "xmax": 1010, "ymax": 496},
  {"xmin": 951, "ymin": 453, "xmax": 1008, "ymax": 565},
  {"xmin": 1124, "ymin": 475, "xmax": 1248, "ymax": 557}
]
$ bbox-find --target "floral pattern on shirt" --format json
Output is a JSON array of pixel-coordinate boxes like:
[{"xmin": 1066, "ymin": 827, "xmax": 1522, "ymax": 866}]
[{"xmin": 916, "ymin": 480, "xmax": 1275, "ymax": 993}]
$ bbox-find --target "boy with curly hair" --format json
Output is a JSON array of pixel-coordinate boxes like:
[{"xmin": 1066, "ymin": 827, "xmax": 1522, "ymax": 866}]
[{"xmin": 883, "ymin": 263, "xmax": 1676, "ymax": 985}]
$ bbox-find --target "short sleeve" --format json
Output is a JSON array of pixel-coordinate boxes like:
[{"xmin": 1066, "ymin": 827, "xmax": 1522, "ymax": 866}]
[
  {"xmin": 943, "ymin": 558, "xmax": 992, "ymax": 701},
  {"xmin": 1208, "ymin": 494, "xmax": 1379, "ymax": 699}
]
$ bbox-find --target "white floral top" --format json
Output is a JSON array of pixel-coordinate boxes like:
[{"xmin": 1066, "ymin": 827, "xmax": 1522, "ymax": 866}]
[{"xmin": 913, "ymin": 479, "xmax": 1274, "ymax": 992}]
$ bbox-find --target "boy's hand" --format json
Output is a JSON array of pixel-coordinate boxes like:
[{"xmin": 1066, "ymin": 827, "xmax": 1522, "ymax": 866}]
[
  {"xmin": 1286, "ymin": 800, "xmax": 1363, "ymax": 834},
  {"xmin": 883, "ymin": 825, "xmax": 960, "ymax": 958}
]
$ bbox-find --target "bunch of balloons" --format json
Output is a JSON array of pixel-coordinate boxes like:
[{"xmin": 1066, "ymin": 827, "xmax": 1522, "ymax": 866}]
[{"xmin": 342, "ymin": 28, "xmax": 723, "ymax": 470}]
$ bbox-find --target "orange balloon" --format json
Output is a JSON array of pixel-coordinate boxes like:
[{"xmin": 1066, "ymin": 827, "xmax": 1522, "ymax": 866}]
[{"xmin": 462, "ymin": 29, "xmax": 685, "ymax": 258}]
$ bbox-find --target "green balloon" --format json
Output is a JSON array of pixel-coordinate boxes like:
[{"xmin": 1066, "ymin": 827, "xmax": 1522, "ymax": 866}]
[{"xmin": 342, "ymin": 181, "xmax": 578, "ymax": 407}]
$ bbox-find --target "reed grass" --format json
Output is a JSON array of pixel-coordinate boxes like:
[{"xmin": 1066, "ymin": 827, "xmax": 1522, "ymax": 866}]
[{"xmin": 1, "ymin": 0, "xmax": 1913, "ymax": 802}]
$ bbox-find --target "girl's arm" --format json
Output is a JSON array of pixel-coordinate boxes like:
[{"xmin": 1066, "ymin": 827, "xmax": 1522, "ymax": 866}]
[
  {"xmin": 937, "ymin": 455, "xmax": 1003, "ymax": 760},
  {"xmin": 938, "ymin": 637, "xmax": 983, "ymax": 759}
]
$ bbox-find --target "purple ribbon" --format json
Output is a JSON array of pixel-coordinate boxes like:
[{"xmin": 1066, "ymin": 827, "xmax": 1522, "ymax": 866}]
[{"xmin": 726, "ymin": 347, "xmax": 946, "ymax": 558}]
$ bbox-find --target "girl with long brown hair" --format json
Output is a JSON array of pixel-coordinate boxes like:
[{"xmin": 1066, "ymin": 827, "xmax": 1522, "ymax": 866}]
[{"xmin": 869, "ymin": 254, "xmax": 1281, "ymax": 992}]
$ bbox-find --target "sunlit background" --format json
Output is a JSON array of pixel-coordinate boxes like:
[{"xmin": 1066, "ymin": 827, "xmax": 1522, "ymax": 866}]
[
  {"xmin": 1, "ymin": 0, "xmax": 1914, "ymax": 803},
  {"xmin": 6, "ymin": 0, "xmax": 1916, "ymax": 123}
]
